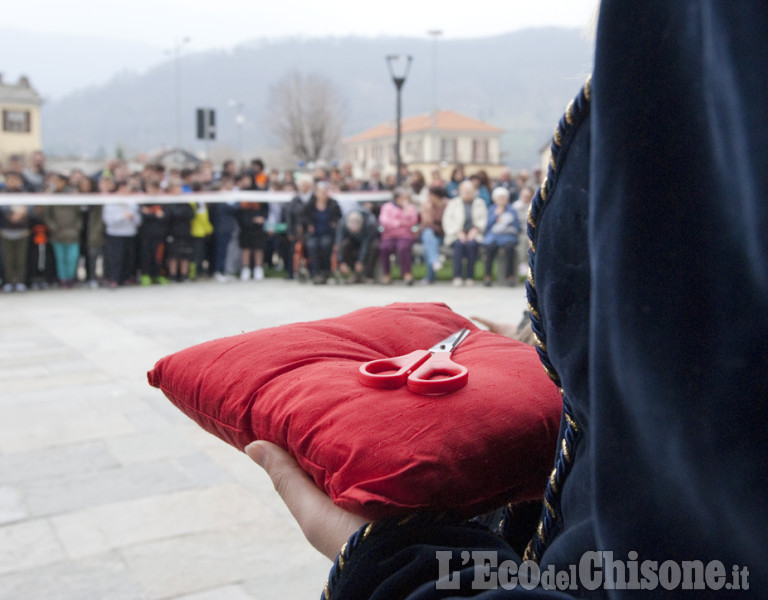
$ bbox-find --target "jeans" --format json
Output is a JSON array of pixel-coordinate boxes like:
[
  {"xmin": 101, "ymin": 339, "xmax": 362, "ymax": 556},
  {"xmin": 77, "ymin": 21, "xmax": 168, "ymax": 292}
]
[
  {"xmin": 53, "ymin": 242, "xmax": 80, "ymax": 282},
  {"xmin": 452, "ymin": 239, "xmax": 479, "ymax": 280},
  {"xmin": 420, "ymin": 228, "xmax": 443, "ymax": 281},
  {"xmin": 304, "ymin": 233, "xmax": 334, "ymax": 276},
  {"xmin": 212, "ymin": 232, "xmax": 232, "ymax": 274}
]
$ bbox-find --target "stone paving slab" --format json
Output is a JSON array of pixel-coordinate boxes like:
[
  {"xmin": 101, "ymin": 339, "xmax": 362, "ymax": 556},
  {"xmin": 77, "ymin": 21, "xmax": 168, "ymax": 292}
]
[{"xmin": 0, "ymin": 278, "xmax": 526, "ymax": 598}]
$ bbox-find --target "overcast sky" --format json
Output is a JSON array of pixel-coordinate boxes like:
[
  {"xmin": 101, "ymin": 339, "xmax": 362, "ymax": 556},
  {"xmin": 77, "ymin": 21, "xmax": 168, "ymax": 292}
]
[{"xmin": 2, "ymin": 0, "xmax": 598, "ymax": 49}]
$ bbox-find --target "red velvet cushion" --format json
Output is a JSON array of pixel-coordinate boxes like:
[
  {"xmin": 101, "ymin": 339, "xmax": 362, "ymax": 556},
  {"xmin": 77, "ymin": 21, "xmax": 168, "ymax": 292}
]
[{"xmin": 147, "ymin": 302, "xmax": 561, "ymax": 520}]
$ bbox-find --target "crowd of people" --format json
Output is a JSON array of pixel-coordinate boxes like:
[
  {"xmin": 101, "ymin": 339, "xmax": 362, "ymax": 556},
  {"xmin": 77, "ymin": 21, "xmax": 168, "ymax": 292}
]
[{"xmin": 0, "ymin": 150, "xmax": 541, "ymax": 292}]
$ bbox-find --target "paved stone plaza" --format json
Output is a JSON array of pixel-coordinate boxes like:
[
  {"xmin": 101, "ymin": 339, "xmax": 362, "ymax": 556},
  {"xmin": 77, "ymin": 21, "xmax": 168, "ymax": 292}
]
[{"xmin": 0, "ymin": 279, "xmax": 527, "ymax": 599}]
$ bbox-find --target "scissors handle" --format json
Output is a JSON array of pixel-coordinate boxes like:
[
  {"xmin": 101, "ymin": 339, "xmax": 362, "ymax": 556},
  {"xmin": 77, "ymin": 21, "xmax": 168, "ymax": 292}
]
[
  {"xmin": 358, "ymin": 350, "xmax": 431, "ymax": 389},
  {"xmin": 407, "ymin": 352, "xmax": 469, "ymax": 395}
]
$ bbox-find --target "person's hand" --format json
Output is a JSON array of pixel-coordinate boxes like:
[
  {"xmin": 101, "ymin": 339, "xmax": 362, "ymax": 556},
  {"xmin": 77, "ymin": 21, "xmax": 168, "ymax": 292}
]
[
  {"xmin": 457, "ymin": 231, "xmax": 467, "ymax": 243},
  {"xmin": 254, "ymin": 216, "xmax": 265, "ymax": 224},
  {"xmin": 471, "ymin": 315, "xmax": 519, "ymax": 339},
  {"xmin": 339, "ymin": 262, "xmax": 350, "ymax": 275},
  {"xmin": 354, "ymin": 261, "xmax": 364, "ymax": 274},
  {"xmin": 467, "ymin": 228, "xmax": 478, "ymax": 242},
  {"xmin": 245, "ymin": 441, "xmax": 367, "ymax": 560}
]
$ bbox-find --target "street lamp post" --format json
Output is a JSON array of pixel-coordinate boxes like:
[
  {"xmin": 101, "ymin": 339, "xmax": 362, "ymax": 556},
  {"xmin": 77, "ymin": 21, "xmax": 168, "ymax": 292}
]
[
  {"xmin": 386, "ymin": 54, "xmax": 413, "ymax": 185},
  {"xmin": 427, "ymin": 30, "xmax": 442, "ymax": 166},
  {"xmin": 228, "ymin": 99, "xmax": 245, "ymax": 167},
  {"xmin": 167, "ymin": 37, "xmax": 190, "ymax": 150},
  {"xmin": 427, "ymin": 30, "xmax": 442, "ymax": 116}
]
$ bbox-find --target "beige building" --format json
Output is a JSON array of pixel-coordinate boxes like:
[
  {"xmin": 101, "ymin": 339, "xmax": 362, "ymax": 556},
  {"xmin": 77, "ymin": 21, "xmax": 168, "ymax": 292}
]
[
  {"xmin": 343, "ymin": 110, "xmax": 504, "ymax": 180},
  {"xmin": 0, "ymin": 75, "xmax": 43, "ymax": 162}
]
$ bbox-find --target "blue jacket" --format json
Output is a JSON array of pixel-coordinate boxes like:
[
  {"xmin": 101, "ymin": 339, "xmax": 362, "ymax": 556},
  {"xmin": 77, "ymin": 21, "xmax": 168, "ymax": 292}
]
[
  {"xmin": 483, "ymin": 205, "xmax": 520, "ymax": 246},
  {"xmin": 326, "ymin": 3, "xmax": 768, "ymax": 597}
]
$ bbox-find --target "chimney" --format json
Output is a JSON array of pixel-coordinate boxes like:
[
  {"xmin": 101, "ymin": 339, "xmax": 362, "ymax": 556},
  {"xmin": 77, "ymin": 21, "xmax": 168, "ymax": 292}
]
[{"xmin": 19, "ymin": 75, "xmax": 30, "ymax": 87}]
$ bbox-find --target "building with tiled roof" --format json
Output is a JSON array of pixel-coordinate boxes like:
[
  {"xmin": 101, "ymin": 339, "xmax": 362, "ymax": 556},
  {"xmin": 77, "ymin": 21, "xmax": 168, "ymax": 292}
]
[
  {"xmin": 0, "ymin": 74, "xmax": 43, "ymax": 161},
  {"xmin": 343, "ymin": 110, "xmax": 504, "ymax": 179}
]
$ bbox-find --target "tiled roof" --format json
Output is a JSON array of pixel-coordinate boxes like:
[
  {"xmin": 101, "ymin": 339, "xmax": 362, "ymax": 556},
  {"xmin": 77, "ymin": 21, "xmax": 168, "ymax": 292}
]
[
  {"xmin": 344, "ymin": 110, "xmax": 503, "ymax": 144},
  {"xmin": 0, "ymin": 77, "xmax": 43, "ymax": 106}
]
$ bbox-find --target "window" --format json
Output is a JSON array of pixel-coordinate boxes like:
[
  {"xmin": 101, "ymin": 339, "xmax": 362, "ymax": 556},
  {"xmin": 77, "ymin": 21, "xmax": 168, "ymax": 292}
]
[
  {"xmin": 2, "ymin": 110, "xmax": 31, "ymax": 133},
  {"xmin": 440, "ymin": 138, "xmax": 457, "ymax": 162},
  {"xmin": 472, "ymin": 139, "xmax": 489, "ymax": 163},
  {"xmin": 415, "ymin": 138, "xmax": 424, "ymax": 162}
]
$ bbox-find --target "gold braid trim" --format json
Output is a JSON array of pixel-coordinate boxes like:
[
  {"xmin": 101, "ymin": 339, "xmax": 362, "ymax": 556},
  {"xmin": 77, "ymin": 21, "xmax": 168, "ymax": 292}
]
[
  {"xmin": 564, "ymin": 412, "xmax": 579, "ymax": 434},
  {"xmin": 565, "ymin": 99, "xmax": 575, "ymax": 125}
]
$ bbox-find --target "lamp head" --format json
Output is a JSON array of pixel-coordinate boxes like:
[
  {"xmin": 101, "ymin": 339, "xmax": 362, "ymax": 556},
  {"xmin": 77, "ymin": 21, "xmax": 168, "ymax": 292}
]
[{"xmin": 386, "ymin": 54, "xmax": 413, "ymax": 87}]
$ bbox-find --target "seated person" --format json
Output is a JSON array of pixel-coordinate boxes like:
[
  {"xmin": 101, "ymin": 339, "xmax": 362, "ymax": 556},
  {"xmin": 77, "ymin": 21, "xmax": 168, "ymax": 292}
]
[
  {"xmin": 442, "ymin": 180, "xmax": 487, "ymax": 287},
  {"xmin": 378, "ymin": 187, "xmax": 419, "ymax": 285},
  {"xmin": 336, "ymin": 209, "xmax": 380, "ymax": 284},
  {"xmin": 482, "ymin": 186, "xmax": 522, "ymax": 287},
  {"xmin": 302, "ymin": 182, "xmax": 342, "ymax": 284},
  {"xmin": 418, "ymin": 186, "xmax": 448, "ymax": 284}
]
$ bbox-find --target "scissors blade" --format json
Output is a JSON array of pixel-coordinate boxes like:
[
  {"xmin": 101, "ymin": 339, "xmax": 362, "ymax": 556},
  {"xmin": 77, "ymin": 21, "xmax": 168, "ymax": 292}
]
[{"xmin": 428, "ymin": 328, "xmax": 470, "ymax": 354}]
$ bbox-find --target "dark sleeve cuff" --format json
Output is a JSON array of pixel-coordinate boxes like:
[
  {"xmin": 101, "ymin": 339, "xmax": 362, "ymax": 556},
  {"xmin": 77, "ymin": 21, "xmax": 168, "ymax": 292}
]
[{"xmin": 323, "ymin": 514, "xmax": 568, "ymax": 600}]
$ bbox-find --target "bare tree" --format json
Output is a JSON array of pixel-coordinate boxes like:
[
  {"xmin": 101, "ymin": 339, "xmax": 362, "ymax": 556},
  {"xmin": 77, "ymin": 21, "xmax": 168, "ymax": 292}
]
[{"xmin": 267, "ymin": 72, "xmax": 344, "ymax": 164}]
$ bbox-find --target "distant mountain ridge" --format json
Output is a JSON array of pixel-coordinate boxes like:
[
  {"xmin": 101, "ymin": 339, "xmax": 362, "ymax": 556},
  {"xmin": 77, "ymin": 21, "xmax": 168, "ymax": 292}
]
[{"xmin": 38, "ymin": 29, "xmax": 593, "ymax": 167}]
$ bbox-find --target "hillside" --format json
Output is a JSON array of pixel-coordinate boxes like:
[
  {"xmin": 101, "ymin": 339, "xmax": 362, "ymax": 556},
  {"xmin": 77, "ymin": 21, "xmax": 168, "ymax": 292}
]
[{"xmin": 40, "ymin": 29, "xmax": 593, "ymax": 167}]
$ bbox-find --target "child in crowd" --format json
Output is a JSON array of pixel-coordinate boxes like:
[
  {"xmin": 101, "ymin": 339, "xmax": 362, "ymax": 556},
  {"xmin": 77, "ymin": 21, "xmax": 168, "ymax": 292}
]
[
  {"xmin": 164, "ymin": 184, "xmax": 195, "ymax": 282},
  {"xmin": 482, "ymin": 186, "xmax": 521, "ymax": 287},
  {"xmin": 236, "ymin": 201, "xmax": 269, "ymax": 281},
  {"xmin": 208, "ymin": 177, "xmax": 238, "ymax": 282},
  {"xmin": 138, "ymin": 182, "xmax": 169, "ymax": 285},
  {"xmin": 0, "ymin": 172, "xmax": 31, "ymax": 292},
  {"xmin": 102, "ymin": 180, "xmax": 141, "ymax": 288},
  {"xmin": 84, "ymin": 175, "xmax": 113, "ymax": 288},
  {"xmin": 378, "ymin": 187, "xmax": 418, "ymax": 285},
  {"xmin": 44, "ymin": 173, "xmax": 83, "ymax": 288},
  {"xmin": 189, "ymin": 201, "xmax": 213, "ymax": 280}
]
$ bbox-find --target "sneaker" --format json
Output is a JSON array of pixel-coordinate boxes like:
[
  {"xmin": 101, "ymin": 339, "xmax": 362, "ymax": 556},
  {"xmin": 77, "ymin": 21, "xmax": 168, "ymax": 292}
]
[
  {"xmin": 465, "ymin": 279, "xmax": 475, "ymax": 287},
  {"xmin": 254, "ymin": 266, "xmax": 265, "ymax": 281},
  {"xmin": 15, "ymin": 283, "xmax": 27, "ymax": 292},
  {"xmin": 483, "ymin": 277, "xmax": 492, "ymax": 288},
  {"xmin": 109, "ymin": 281, "xmax": 119, "ymax": 289},
  {"xmin": 140, "ymin": 274, "xmax": 152, "ymax": 286},
  {"xmin": 154, "ymin": 276, "xmax": 170, "ymax": 285},
  {"xmin": 87, "ymin": 279, "xmax": 99, "ymax": 289},
  {"xmin": 214, "ymin": 272, "xmax": 229, "ymax": 283},
  {"xmin": 452, "ymin": 278, "xmax": 463, "ymax": 287},
  {"xmin": 240, "ymin": 267, "xmax": 252, "ymax": 281},
  {"xmin": 2, "ymin": 283, "xmax": 13, "ymax": 293},
  {"xmin": 432, "ymin": 259, "xmax": 444, "ymax": 272}
]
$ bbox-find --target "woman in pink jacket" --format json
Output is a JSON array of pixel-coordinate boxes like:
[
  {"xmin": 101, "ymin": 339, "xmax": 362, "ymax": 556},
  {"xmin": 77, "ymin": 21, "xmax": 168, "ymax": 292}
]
[{"xmin": 378, "ymin": 187, "xmax": 419, "ymax": 285}]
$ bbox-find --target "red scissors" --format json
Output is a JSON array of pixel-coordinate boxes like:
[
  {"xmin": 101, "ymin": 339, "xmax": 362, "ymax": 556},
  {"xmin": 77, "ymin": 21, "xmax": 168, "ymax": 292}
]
[{"xmin": 358, "ymin": 329, "xmax": 470, "ymax": 395}]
